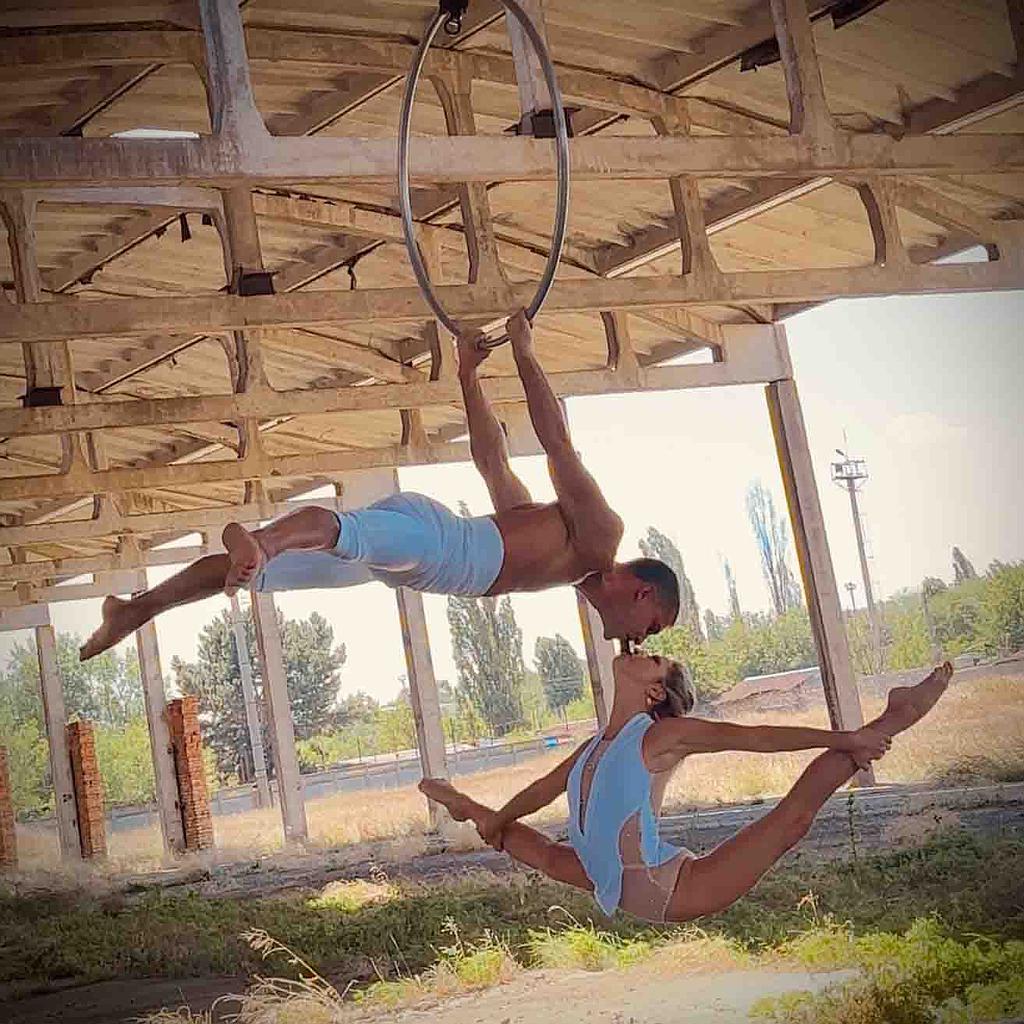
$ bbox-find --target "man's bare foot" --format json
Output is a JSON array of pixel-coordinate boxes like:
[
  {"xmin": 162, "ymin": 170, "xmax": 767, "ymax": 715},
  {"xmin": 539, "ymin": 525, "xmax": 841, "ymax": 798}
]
[
  {"xmin": 79, "ymin": 595, "xmax": 141, "ymax": 661},
  {"xmin": 419, "ymin": 778, "xmax": 483, "ymax": 824},
  {"xmin": 874, "ymin": 662, "xmax": 953, "ymax": 737},
  {"xmin": 222, "ymin": 522, "xmax": 266, "ymax": 596}
]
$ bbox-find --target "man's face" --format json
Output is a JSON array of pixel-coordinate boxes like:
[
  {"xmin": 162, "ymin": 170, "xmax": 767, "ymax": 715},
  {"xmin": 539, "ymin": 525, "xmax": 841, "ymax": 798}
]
[{"xmin": 600, "ymin": 588, "xmax": 669, "ymax": 646}]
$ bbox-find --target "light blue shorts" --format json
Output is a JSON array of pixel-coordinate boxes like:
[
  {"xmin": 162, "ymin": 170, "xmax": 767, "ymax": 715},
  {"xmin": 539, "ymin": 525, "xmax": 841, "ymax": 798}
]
[{"xmin": 253, "ymin": 492, "xmax": 504, "ymax": 598}]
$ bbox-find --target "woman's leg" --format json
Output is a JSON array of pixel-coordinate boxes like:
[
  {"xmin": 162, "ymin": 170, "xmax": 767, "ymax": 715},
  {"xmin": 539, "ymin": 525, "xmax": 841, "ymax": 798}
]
[
  {"xmin": 421, "ymin": 779, "xmax": 593, "ymax": 891},
  {"xmin": 666, "ymin": 663, "xmax": 953, "ymax": 922},
  {"xmin": 79, "ymin": 554, "xmax": 230, "ymax": 661}
]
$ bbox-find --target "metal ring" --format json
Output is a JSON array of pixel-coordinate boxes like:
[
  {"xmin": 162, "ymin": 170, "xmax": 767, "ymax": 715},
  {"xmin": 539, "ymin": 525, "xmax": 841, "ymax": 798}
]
[{"xmin": 398, "ymin": 0, "xmax": 571, "ymax": 344}]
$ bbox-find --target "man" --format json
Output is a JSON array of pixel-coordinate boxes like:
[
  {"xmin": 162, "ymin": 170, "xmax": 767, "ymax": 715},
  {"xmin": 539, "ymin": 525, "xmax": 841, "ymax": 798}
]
[{"xmin": 80, "ymin": 311, "xmax": 679, "ymax": 661}]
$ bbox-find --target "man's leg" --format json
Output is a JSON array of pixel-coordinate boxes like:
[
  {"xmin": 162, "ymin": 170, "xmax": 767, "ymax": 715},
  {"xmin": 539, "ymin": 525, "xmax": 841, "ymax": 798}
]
[
  {"xmin": 457, "ymin": 329, "xmax": 533, "ymax": 512},
  {"xmin": 80, "ymin": 504, "xmax": 344, "ymax": 661},
  {"xmin": 80, "ymin": 553, "xmax": 230, "ymax": 660},
  {"xmin": 421, "ymin": 779, "xmax": 592, "ymax": 891},
  {"xmin": 666, "ymin": 664, "xmax": 953, "ymax": 922}
]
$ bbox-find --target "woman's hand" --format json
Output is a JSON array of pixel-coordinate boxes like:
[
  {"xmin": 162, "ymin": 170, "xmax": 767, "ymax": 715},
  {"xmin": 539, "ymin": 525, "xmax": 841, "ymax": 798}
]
[{"xmin": 845, "ymin": 725, "xmax": 891, "ymax": 770}]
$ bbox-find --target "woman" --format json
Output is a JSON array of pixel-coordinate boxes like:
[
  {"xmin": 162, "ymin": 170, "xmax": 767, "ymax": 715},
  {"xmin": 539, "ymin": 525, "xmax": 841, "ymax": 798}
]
[{"xmin": 422, "ymin": 654, "xmax": 952, "ymax": 923}]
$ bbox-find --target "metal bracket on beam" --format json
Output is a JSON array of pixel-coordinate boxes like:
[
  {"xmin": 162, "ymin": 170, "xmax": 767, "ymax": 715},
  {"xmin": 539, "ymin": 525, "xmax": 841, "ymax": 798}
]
[
  {"xmin": 514, "ymin": 107, "xmax": 578, "ymax": 138},
  {"xmin": 21, "ymin": 386, "xmax": 64, "ymax": 409},
  {"xmin": 230, "ymin": 267, "xmax": 276, "ymax": 296}
]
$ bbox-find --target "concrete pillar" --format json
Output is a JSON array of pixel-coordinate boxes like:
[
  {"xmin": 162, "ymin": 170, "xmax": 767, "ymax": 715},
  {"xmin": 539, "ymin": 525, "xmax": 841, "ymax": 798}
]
[
  {"xmin": 229, "ymin": 593, "xmax": 271, "ymax": 808},
  {"xmin": 66, "ymin": 720, "xmax": 106, "ymax": 859},
  {"xmin": 765, "ymin": 351, "xmax": 871, "ymax": 785},
  {"xmin": 0, "ymin": 747, "xmax": 17, "ymax": 868},
  {"xmin": 34, "ymin": 622, "xmax": 80, "ymax": 858},
  {"xmin": 395, "ymin": 587, "xmax": 450, "ymax": 828},
  {"xmin": 251, "ymin": 591, "xmax": 308, "ymax": 843},
  {"xmin": 576, "ymin": 593, "xmax": 615, "ymax": 729},
  {"xmin": 505, "ymin": 0, "xmax": 553, "ymax": 124},
  {"xmin": 132, "ymin": 574, "xmax": 187, "ymax": 855}
]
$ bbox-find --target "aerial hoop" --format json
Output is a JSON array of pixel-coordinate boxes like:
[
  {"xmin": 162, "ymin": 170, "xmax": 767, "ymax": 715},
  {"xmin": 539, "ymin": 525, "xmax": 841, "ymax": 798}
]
[{"xmin": 398, "ymin": 0, "xmax": 571, "ymax": 348}]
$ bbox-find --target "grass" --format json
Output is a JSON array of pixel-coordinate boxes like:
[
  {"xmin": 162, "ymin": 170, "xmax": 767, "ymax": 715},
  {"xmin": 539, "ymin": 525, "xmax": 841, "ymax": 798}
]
[
  {"xmin": 752, "ymin": 917, "xmax": 1024, "ymax": 1023},
  {"xmin": 1, "ymin": 832, "xmax": 1021, "ymax": 994},
  {"xmin": 15, "ymin": 675, "xmax": 1024, "ymax": 876}
]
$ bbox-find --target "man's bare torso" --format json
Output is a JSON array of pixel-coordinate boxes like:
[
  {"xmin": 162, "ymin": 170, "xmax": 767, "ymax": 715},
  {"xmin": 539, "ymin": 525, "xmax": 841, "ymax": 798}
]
[{"xmin": 486, "ymin": 502, "xmax": 603, "ymax": 595}]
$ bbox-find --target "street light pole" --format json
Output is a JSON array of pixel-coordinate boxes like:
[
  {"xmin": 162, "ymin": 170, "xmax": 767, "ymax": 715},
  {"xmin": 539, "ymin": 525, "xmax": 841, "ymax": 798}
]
[{"xmin": 831, "ymin": 451, "xmax": 883, "ymax": 672}]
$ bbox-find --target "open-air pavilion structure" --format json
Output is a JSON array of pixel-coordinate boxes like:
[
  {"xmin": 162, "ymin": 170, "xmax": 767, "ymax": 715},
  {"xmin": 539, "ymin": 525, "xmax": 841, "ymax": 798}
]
[{"xmin": 0, "ymin": 0, "xmax": 1021, "ymax": 860}]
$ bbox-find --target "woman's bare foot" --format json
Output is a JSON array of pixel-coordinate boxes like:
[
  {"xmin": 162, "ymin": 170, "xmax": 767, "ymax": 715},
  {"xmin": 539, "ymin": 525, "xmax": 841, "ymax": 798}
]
[
  {"xmin": 874, "ymin": 662, "xmax": 954, "ymax": 737},
  {"xmin": 79, "ymin": 595, "xmax": 141, "ymax": 661},
  {"xmin": 222, "ymin": 522, "xmax": 266, "ymax": 596},
  {"xmin": 419, "ymin": 779, "xmax": 489, "ymax": 826}
]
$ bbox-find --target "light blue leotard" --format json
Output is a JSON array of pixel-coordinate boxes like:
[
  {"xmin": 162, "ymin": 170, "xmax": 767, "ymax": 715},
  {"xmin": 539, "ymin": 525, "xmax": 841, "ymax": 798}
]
[{"xmin": 567, "ymin": 713, "xmax": 691, "ymax": 917}]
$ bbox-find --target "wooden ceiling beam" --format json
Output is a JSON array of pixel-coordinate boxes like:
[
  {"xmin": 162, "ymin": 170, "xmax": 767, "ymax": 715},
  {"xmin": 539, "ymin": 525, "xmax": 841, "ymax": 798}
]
[
  {"xmin": 4, "ymin": 251, "xmax": 1021, "ymax": 352},
  {"xmin": 3, "ymin": 130, "xmax": 1020, "ymax": 189}
]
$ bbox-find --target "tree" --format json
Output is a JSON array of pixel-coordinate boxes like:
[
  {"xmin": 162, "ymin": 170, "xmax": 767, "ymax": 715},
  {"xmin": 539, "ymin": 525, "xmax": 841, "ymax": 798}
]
[
  {"xmin": 723, "ymin": 557, "xmax": 743, "ymax": 622},
  {"xmin": 703, "ymin": 608, "xmax": 724, "ymax": 642},
  {"xmin": 979, "ymin": 561, "xmax": 1024, "ymax": 654},
  {"xmin": 446, "ymin": 593, "xmax": 526, "ymax": 737},
  {"xmin": 639, "ymin": 527, "xmax": 702, "ymax": 637},
  {"xmin": 746, "ymin": 480, "xmax": 801, "ymax": 616},
  {"xmin": 534, "ymin": 634, "xmax": 585, "ymax": 715},
  {"xmin": 173, "ymin": 607, "xmax": 346, "ymax": 782},
  {"xmin": 952, "ymin": 546, "xmax": 979, "ymax": 585}
]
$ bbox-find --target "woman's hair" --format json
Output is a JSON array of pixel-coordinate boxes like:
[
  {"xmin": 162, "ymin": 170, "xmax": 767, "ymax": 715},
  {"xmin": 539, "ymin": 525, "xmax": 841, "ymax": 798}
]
[{"xmin": 650, "ymin": 660, "xmax": 696, "ymax": 720}]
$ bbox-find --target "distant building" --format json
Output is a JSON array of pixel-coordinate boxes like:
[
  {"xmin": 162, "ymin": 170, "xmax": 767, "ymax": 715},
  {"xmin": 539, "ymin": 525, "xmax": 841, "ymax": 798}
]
[{"xmin": 707, "ymin": 668, "xmax": 823, "ymax": 717}]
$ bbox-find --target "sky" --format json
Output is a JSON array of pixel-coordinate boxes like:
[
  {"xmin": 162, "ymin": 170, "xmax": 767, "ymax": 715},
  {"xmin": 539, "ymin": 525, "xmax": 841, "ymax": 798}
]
[{"xmin": 3, "ymin": 287, "xmax": 1022, "ymax": 706}]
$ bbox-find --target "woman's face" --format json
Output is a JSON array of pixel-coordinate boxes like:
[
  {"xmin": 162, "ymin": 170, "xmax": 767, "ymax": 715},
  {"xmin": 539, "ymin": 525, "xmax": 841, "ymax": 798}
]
[{"xmin": 612, "ymin": 651, "xmax": 669, "ymax": 703}]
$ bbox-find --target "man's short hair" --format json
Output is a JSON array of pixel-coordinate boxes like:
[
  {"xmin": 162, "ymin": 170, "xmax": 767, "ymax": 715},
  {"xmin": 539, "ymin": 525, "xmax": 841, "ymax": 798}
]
[{"xmin": 624, "ymin": 558, "xmax": 680, "ymax": 622}]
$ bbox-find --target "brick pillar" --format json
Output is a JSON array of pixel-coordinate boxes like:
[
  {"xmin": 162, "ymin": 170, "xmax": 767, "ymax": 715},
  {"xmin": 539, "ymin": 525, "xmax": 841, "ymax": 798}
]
[
  {"xmin": 66, "ymin": 721, "xmax": 107, "ymax": 859},
  {"xmin": 167, "ymin": 697, "xmax": 214, "ymax": 851},
  {"xmin": 0, "ymin": 747, "xmax": 16, "ymax": 868}
]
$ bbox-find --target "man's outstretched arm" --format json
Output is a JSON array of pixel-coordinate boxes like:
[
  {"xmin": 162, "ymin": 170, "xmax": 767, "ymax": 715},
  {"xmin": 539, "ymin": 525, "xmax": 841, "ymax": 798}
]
[
  {"xmin": 507, "ymin": 311, "xmax": 623, "ymax": 560},
  {"xmin": 457, "ymin": 329, "xmax": 533, "ymax": 512}
]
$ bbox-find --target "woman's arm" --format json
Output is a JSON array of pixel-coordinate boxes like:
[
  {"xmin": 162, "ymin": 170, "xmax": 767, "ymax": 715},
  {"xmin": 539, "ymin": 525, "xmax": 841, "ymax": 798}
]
[
  {"xmin": 482, "ymin": 742, "xmax": 588, "ymax": 847},
  {"xmin": 645, "ymin": 717, "xmax": 888, "ymax": 772}
]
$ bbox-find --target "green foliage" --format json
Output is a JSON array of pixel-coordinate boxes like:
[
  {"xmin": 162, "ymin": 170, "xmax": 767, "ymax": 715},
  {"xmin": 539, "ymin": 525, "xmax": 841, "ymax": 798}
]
[
  {"xmin": 534, "ymin": 634, "xmax": 584, "ymax": 713},
  {"xmin": 978, "ymin": 561, "xmax": 1024, "ymax": 655},
  {"xmin": 746, "ymin": 480, "xmax": 801, "ymax": 616},
  {"xmin": 446, "ymin": 593, "xmax": 526, "ymax": 737},
  {"xmin": 93, "ymin": 719, "xmax": 156, "ymax": 807},
  {"xmin": 646, "ymin": 607, "xmax": 817, "ymax": 699},
  {"xmin": 0, "ymin": 634, "xmax": 146, "ymax": 815},
  {"xmin": 639, "ymin": 527, "xmax": 702, "ymax": 635},
  {"xmin": 753, "ymin": 918, "xmax": 1024, "ymax": 1024},
  {"xmin": 527, "ymin": 921, "xmax": 653, "ymax": 971},
  {"xmin": 173, "ymin": 607, "xmax": 346, "ymax": 782},
  {"xmin": 0, "ymin": 709, "xmax": 49, "ymax": 815}
]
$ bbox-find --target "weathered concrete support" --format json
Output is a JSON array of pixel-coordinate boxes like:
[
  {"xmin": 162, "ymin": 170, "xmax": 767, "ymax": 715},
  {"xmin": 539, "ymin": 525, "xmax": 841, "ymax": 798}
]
[
  {"xmin": 576, "ymin": 593, "xmax": 615, "ymax": 729},
  {"xmin": 396, "ymin": 587, "xmax": 450, "ymax": 828},
  {"xmin": 765, "ymin": 332, "xmax": 871, "ymax": 782},
  {"xmin": 34, "ymin": 621, "xmax": 80, "ymax": 859},
  {"xmin": 251, "ymin": 591, "xmax": 308, "ymax": 843},
  {"xmin": 229, "ymin": 593, "xmax": 271, "ymax": 808},
  {"xmin": 132, "ymin": 575, "xmax": 187, "ymax": 855}
]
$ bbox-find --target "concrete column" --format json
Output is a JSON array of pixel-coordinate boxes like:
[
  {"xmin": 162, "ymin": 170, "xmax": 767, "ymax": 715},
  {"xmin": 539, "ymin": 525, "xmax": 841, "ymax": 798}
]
[
  {"xmin": 765, "ymin": 349, "xmax": 871, "ymax": 785},
  {"xmin": 229, "ymin": 593, "xmax": 271, "ymax": 808},
  {"xmin": 576, "ymin": 593, "xmax": 615, "ymax": 729},
  {"xmin": 395, "ymin": 587, "xmax": 450, "ymax": 828},
  {"xmin": 251, "ymin": 591, "xmax": 308, "ymax": 843},
  {"xmin": 132, "ymin": 584, "xmax": 186, "ymax": 855},
  {"xmin": 34, "ymin": 622, "xmax": 80, "ymax": 858},
  {"xmin": 505, "ymin": 0, "xmax": 553, "ymax": 123}
]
